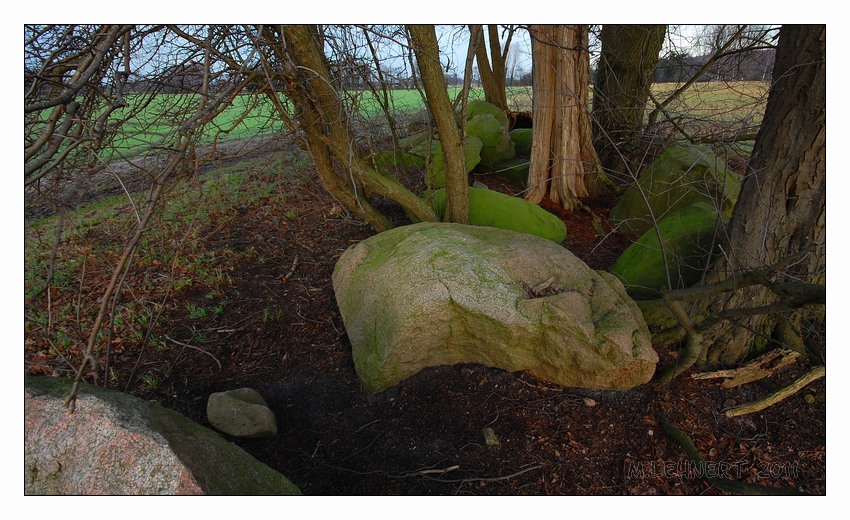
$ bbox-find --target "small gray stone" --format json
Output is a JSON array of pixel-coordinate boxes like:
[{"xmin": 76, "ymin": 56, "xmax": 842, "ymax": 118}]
[{"xmin": 207, "ymin": 388, "xmax": 278, "ymax": 439}]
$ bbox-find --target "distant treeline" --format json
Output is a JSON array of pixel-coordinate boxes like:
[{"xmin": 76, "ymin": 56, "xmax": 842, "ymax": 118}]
[
  {"xmin": 652, "ymin": 48, "xmax": 776, "ymax": 83},
  {"xmin": 25, "ymin": 48, "xmax": 775, "ymax": 97}
]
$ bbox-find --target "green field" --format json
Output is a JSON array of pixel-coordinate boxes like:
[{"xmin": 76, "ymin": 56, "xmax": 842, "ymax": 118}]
[{"xmin": 52, "ymin": 82, "xmax": 768, "ymax": 162}]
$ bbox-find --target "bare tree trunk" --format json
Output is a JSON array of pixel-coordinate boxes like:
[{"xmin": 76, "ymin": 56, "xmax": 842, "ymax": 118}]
[
  {"xmin": 699, "ymin": 24, "xmax": 825, "ymax": 366},
  {"xmin": 592, "ymin": 24, "xmax": 666, "ymax": 178},
  {"xmin": 470, "ymin": 25, "xmax": 509, "ymax": 111},
  {"xmin": 408, "ymin": 24, "xmax": 469, "ymax": 224},
  {"xmin": 526, "ymin": 25, "xmax": 602, "ymax": 212}
]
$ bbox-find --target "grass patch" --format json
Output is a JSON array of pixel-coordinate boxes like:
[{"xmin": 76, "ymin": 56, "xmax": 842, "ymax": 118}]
[{"xmin": 24, "ymin": 149, "xmax": 302, "ymax": 380}]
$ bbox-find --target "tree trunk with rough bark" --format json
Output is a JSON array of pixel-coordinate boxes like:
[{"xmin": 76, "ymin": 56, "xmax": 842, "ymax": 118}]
[
  {"xmin": 592, "ymin": 24, "xmax": 666, "ymax": 179},
  {"xmin": 471, "ymin": 25, "xmax": 509, "ymax": 111},
  {"xmin": 408, "ymin": 24, "xmax": 469, "ymax": 224},
  {"xmin": 526, "ymin": 25, "xmax": 602, "ymax": 212},
  {"xmin": 272, "ymin": 25, "xmax": 438, "ymax": 232},
  {"xmin": 699, "ymin": 24, "xmax": 825, "ymax": 367}
]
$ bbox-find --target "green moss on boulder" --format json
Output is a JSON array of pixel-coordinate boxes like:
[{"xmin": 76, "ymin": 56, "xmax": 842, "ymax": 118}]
[
  {"xmin": 609, "ymin": 145, "xmax": 741, "ymax": 236},
  {"xmin": 466, "ymin": 99, "xmax": 509, "ymax": 127},
  {"xmin": 426, "ymin": 186, "xmax": 566, "ymax": 243},
  {"xmin": 467, "ymin": 113, "xmax": 503, "ymax": 148},
  {"xmin": 510, "ymin": 128, "xmax": 533, "ymax": 157},
  {"xmin": 465, "ymin": 113, "xmax": 516, "ymax": 169},
  {"xmin": 610, "ymin": 202, "xmax": 727, "ymax": 299},
  {"xmin": 425, "ymin": 137, "xmax": 484, "ymax": 188}
]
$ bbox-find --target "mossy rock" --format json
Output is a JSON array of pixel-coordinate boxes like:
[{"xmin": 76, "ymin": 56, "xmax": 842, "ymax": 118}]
[
  {"xmin": 465, "ymin": 113, "xmax": 516, "ymax": 169},
  {"xmin": 426, "ymin": 137, "xmax": 483, "ymax": 188},
  {"xmin": 493, "ymin": 157, "xmax": 530, "ymax": 187},
  {"xmin": 372, "ymin": 150, "xmax": 426, "ymax": 176},
  {"xmin": 609, "ymin": 202, "xmax": 727, "ymax": 299},
  {"xmin": 510, "ymin": 128, "xmax": 533, "ymax": 157},
  {"xmin": 465, "ymin": 99, "xmax": 509, "ymax": 127},
  {"xmin": 332, "ymin": 223, "xmax": 657, "ymax": 393},
  {"xmin": 609, "ymin": 145, "xmax": 741, "ymax": 236},
  {"xmin": 467, "ymin": 114, "xmax": 504, "ymax": 148},
  {"xmin": 425, "ymin": 186, "xmax": 566, "ymax": 243},
  {"xmin": 399, "ymin": 130, "xmax": 434, "ymax": 154},
  {"xmin": 479, "ymin": 131, "xmax": 516, "ymax": 168}
]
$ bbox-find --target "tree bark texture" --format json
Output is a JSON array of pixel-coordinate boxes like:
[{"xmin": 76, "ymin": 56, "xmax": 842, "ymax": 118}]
[
  {"xmin": 471, "ymin": 25, "xmax": 508, "ymax": 111},
  {"xmin": 271, "ymin": 25, "xmax": 438, "ymax": 232},
  {"xmin": 699, "ymin": 24, "xmax": 825, "ymax": 366},
  {"xmin": 408, "ymin": 24, "xmax": 469, "ymax": 224},
  {"xmin": 592, "ymin": 24, "xmax": 666, "ymax": 179},
  {"xmin": 526, "ymin": 25, "xmax": 602, "ymax": 212}
]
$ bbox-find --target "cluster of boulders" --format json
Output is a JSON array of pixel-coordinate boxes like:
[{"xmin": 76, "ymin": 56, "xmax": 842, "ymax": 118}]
[
  {"xmin": 387, "ymin": 100, "xmax": 563, "ymax": 242},
  {"xmin": 607, "ymin": 145, "xmax": 741, "ymax": 298},
  {"xmin": 332, "ymin": 137, "xmax": 743, "ymax": 393},
  {"xmin": 331, "ymin": 103, "xmax": 748, "ymax": 396}
]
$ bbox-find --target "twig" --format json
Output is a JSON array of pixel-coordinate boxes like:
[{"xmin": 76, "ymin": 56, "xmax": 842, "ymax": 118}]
[
  {"xmin": 725, "ymin": 365, "xmax": 825, "ymax": 417},
  {"xmin": 278, "ymin": 255, "xmax": 299, "ymax": 282},
  {"xmin": 164, "ymin": 335, "xmax": 222, "ymax": 370},
  {"xmin": 353, "ymin": 419, "xmax": 382, "ymax": 434},
  {"xmin": 428, "ymin": 464, "xmax": 541, "ymax": 483},
  {"xmin": 410, "ymin": 465, "xmax": 460, "ymax": 476}
]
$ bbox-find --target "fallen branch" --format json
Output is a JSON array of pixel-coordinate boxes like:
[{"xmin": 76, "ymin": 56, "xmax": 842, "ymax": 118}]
[
  {"xmin": 725, "ymin": 365, "xmax": 825, "ymax": 417},
  {"xmin": 692, "ymin": 348, "xmax": 801, "ymax": 388}
]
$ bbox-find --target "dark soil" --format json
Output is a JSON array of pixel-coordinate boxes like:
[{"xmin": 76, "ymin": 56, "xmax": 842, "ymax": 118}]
[{"xmin": 24, "ymin": 143, "xmax": 826, "ymax": 495}]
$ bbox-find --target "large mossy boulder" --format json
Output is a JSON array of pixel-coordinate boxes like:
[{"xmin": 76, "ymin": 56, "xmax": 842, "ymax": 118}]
[
  {"xmin": 426, "ymin": 186, "xmax": 566, "ymax": 243},
  {"xmin": 608, "ymin": 145, "xmax": 741, "ymax": 236},
  {"xmin": 405, "ymin": 134, "xmax": 483, "ymax": 189},
  {"xmin": 610, "ymin": 202, "xmax": 727, "ymax": 299},
  {"xmin": 467, "ymin": 113, "xmax": 503, "ymax": 148},
  {"xmin": 333, "ymin": 223, "xmax": 658, "ymax": 393},
  {"xmin": 25, "ymin": 376, "xmax": 301, "ymax": 495},
  {"xmin": 510, "ymin": 128, "xmax": 533, "ymax": 157},
  {"xmin": 425, "ymin": 137, "xmax": 484, "ymax": 188},
  {"xmin": 466, "ymin": 99, "xmax": 510, "ymax": 127},
  {"xmin": 467, "ymin": 116, "xmax": 516, "ymax": 169},
  {"xmin": 464, "ymin": 102, "xmax": 516, "ymax": 168}
]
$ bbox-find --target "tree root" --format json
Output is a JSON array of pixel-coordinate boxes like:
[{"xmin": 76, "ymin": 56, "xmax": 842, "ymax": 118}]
[{"xmin": 658, "ymin": 412, "xmax": 803, "ymax": 495}]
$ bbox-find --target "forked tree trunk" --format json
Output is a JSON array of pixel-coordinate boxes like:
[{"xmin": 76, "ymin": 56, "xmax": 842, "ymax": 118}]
[
  {"xmin": 592, "ymin": 24, "xmax": 666, "ymax": 178},
  {"xmin": 526, "ymin": 24, "xmax": 602, "ymax": 212},
  {"xmin": 408, "ymin": 24, "xmax": 469, "ymax": 224},
  {"xmin": 471, "ymin": 24, "xmax": 509, "ymax": 111},
  {"xmin": 699, "ymin": 24, "xmax": 825, "ymax": 366},
  {"xmin": 272, "ymin": 25, "xmax": 438, "ymax": 232}
]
